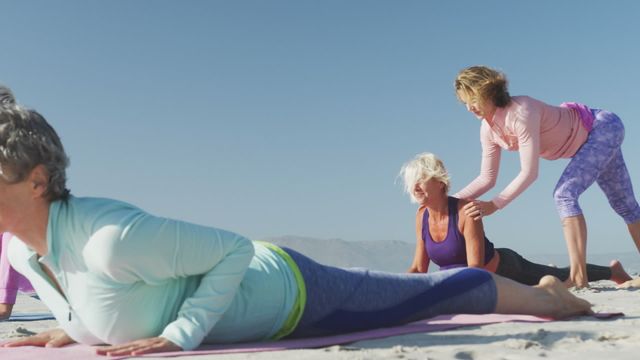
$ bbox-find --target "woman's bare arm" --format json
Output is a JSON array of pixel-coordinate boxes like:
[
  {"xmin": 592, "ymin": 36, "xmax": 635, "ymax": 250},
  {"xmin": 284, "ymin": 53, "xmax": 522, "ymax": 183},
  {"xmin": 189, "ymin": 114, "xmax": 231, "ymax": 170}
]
[{"xmin": 408, "ymin": 207, "xmax": 430, "ymax": 273}]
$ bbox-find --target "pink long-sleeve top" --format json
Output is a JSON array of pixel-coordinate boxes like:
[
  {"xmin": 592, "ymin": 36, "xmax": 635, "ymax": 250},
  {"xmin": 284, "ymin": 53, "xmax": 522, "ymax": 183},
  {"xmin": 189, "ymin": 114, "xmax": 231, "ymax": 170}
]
[{"xmin": 454, "ymin": 96, "xmax": 590, "ymax": 209}]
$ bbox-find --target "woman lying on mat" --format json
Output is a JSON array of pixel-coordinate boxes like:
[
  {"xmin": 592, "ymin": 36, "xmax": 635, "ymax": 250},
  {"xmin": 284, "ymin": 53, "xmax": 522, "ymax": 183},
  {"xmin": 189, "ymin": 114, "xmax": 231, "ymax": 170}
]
[
  {"xmin": 0, "ymin": 86, "xmax": 590, "ymax": 356},
  {"xmin": 399, "ymin": 152, "xmax": 632, "ymax": 286}
]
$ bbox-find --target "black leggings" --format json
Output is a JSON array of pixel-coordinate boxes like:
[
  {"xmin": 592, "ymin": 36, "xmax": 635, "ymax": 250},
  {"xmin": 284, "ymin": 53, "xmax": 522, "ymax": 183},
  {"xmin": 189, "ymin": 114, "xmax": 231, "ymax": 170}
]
[{"xmin": 495, "ymin": 248, "xmax": 611, "ymax": 285}]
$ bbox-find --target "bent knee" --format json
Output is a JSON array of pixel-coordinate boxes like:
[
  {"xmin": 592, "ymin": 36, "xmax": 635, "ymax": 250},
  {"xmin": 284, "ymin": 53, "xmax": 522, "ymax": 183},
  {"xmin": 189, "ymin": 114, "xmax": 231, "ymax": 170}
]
[
  {"xmin": 553, "ymin": 184, "xmax": 583, "ymax": 218},
  {"xmin": 612, "ymin": 201, "xmax": 640, "ymax": 224}
]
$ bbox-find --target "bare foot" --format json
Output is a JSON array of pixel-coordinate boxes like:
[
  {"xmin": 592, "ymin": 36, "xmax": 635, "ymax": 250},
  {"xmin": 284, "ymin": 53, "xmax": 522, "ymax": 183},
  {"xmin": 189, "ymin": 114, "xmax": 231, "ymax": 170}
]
[
  {"xmin": 0, "ymin": 303, "xmax": 14, "ymax": 320},
  {"xmin": 618, "ymin": 278, "xmax": 640, "ymax": 289},
  {"xmin": 565, "ymin": 273, "xmax": 589, "ymax": 289},
  {"xmin": 562, "ymin": 278, "xmax": 589, "ymax": 290},
  {"xmin": 536, "ymin": 275, "xmax": 592, "ymax": 319},
  {"xmin": 609, "ymin": 260, "xmax": 632, "ymax": 284}
]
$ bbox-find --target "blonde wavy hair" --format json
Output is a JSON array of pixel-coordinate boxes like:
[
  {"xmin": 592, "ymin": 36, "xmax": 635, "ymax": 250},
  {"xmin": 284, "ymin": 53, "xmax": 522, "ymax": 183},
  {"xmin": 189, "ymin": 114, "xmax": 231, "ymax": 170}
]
[{"xmin": 454, "ymin": 65, "xmax": 511, "ymax": 108}]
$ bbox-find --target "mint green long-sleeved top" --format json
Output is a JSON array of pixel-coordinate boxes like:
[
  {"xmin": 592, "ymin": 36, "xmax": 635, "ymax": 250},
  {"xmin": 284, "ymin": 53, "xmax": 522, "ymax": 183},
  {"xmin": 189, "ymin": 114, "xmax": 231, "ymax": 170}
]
[{"xmin": 8, "ymin": 196, "xmax": 299, "ymax": 350}]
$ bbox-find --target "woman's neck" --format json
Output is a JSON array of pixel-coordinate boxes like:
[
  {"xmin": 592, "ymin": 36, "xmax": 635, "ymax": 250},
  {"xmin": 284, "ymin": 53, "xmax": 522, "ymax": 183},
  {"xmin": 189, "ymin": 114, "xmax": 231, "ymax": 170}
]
[
  {"xmin": 13, "ymin": 201, "xmax": 50, "ymax": 256},
  {"xmin": 424, "ymin": 194, "xmax": 449, "ymax": 222}
]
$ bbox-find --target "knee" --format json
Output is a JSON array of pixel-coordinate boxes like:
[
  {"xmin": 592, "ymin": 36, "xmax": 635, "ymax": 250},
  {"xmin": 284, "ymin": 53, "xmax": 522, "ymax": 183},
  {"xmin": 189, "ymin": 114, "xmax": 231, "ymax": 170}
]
[
  {"xmin": 610, "ymin": 199, "xmax": 640, "ymax": 224},
  {"xmin": 553, "ymin": 183, "xmax": 574, "ymax": 207},
  {"xmin": 553, "ymin": 184, "xmax": 582, "ymax": 218}
]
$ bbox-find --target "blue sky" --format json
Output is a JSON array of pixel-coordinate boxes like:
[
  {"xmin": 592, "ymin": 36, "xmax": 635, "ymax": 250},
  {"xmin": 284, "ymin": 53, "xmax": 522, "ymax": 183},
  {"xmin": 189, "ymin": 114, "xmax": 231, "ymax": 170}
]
[{"xmin": 2, "ymin": 1, "xmax": 640, "ymax": 257}]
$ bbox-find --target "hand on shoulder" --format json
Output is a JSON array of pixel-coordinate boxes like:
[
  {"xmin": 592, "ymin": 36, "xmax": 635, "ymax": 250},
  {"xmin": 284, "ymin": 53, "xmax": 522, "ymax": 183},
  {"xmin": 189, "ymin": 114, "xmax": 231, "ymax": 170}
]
[{"xmin": 461, "ymin": 200, "xmax": 498, "ymax": 221}]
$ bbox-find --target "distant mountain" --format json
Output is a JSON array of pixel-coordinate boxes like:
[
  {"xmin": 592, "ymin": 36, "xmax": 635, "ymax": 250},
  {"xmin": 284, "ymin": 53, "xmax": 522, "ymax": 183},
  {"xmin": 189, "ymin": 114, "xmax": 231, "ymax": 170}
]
[{"xmin": 262, "ymin": 235, "xmax": 415, "ymax": 273}]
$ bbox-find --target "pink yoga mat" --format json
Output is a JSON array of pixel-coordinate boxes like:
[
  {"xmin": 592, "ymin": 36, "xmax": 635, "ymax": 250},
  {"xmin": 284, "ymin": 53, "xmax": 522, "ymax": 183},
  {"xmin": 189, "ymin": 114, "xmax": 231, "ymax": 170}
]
[{"xmin": 0, "ymin": 312, "xmax": 622, "ymax": 360}]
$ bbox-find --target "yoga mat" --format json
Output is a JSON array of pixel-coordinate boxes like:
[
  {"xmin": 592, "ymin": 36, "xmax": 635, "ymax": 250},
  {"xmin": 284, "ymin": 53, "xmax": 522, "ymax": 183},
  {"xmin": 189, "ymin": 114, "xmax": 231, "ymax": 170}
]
[
  {"xmin": 0, "ymin": 312, "xmax": 623, "ymax": 360},
  {"xmin": 2, "ymin": 313, "xmax": 55, "ymax": 322}
]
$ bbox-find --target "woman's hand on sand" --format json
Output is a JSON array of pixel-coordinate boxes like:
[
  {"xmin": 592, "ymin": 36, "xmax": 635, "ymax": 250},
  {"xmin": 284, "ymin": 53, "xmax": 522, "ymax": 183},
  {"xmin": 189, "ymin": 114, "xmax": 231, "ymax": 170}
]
[
  {"xmin": 463, "ymin": 200, "xmax": 498, "ymax": 220},
  {"xmin": 1, "ymin": 328, "xmax": 75, "ymax": 348},
  {"xmin": 95, "ymin": 336, "xmax": 181, "ymax": 356}
]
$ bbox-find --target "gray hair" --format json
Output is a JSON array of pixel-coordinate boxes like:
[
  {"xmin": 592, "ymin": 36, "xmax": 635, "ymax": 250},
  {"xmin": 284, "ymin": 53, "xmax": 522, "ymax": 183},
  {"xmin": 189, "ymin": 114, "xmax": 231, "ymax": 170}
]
[
  {"xmin": 0, "ymin": 86, "xmax": 16, "ymax": 106},
  {"xmin": 0, "ymin": 85, "xmax": 70, "ymax": 201},
  {"xmin": 399, "ymin": 152, "xmax": 450, "ymax": 203}
]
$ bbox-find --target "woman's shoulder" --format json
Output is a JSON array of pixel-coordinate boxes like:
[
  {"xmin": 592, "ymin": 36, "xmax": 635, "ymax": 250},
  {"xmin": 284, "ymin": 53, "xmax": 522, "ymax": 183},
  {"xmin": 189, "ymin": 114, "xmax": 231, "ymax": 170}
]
[
  {"xmin": 57, "ymin": 196, "xmax": 142, "ymax": 214},
  {"xmin": 451, "ymin": 197, "xmax": 472, "ymax": 224},
  {"xmin": 51, "ymin": 196, "xmax": 147, "ymax": 237},
  {"xmin": 510, "ymin": 95, "xmax": 544, "ymax": 106},
  {"xmin": 416, "ymin": 204, "xmax": 427, "ymax": 220},
  {"xmin": 6, "ymin": 235, "xmax": 34, "ymax": 272},
  {"xmin": 451, "ymin": 196, "xmax": 470, "ymax": 209},
  {"xmin": 509, "ymin": 96, "xmax": 551, "ymax": 115}
]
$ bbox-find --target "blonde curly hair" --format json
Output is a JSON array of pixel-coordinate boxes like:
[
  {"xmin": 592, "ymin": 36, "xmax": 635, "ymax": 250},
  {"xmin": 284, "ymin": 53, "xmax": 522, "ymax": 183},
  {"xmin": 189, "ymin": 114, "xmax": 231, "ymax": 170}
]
[{"xmin": 454, "ymin": 65, "xmax": 511, "ymax": 108}]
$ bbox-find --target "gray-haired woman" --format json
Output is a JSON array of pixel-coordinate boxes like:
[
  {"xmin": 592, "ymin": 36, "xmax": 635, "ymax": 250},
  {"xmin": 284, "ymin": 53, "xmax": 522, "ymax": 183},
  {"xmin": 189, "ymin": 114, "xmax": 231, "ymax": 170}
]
[{"xmin": 399, "ymin": 152, "xmax": 632, "ymax": 286}]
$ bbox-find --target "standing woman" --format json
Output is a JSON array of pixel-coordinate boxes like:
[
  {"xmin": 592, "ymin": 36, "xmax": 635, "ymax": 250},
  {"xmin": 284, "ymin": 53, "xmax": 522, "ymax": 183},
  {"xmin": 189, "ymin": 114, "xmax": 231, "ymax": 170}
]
[{"xmin": 453, "ymin": 65, "xmax": 640, "ymax": 288}]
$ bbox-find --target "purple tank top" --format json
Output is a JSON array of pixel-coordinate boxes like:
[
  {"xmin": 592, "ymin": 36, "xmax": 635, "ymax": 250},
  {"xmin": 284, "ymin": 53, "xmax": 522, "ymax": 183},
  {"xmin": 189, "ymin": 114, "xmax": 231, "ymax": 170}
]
[{"xmin": 422, "ymin": 197, "xmax": 495, "ymax": 270}]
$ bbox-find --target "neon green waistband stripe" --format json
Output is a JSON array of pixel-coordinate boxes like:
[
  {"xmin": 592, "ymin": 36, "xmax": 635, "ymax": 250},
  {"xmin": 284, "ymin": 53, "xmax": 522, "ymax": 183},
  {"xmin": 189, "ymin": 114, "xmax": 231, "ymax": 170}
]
[{"xmin": 257, "ymin": 241, "xmax": 307, "ymax": 340}]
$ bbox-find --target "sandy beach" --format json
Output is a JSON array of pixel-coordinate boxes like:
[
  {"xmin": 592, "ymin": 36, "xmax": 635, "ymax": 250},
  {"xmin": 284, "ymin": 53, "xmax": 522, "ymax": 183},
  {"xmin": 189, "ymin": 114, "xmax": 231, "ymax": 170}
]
[{"xmin": 1, "ymin": 278, "xmax": 638, "ymax": 360}]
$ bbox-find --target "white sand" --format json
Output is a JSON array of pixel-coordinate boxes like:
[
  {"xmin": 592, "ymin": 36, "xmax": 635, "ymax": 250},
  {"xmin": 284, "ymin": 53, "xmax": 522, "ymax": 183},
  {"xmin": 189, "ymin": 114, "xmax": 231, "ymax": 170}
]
[{"xmin": 1, "ymin": 280, "xmax": 639, "ymax": 360}]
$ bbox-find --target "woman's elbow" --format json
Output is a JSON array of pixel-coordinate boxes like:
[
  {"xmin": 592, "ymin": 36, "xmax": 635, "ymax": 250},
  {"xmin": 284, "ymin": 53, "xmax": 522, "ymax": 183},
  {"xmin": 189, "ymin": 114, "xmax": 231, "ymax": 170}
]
[
  {"xmin": 522, "ymin": 168, "xmax": 539, "ymax": 183},
  {"xmin": 409, "ymin": 267, "xmax": 427, "ymax": 274},
  {"xmin": 485, "ymin": 178, "xmax": 497, "ymax": 189},
  {"xmin": 236, "ymin": 235, "xmax": 255, "ymax": 258},
  {"xmin": 408, "ymin": 262, "xmax": 427, "ymax": 273},
  {"xmin": 475, "ymin": 177, "xmax": 497, "ymax": 193}
]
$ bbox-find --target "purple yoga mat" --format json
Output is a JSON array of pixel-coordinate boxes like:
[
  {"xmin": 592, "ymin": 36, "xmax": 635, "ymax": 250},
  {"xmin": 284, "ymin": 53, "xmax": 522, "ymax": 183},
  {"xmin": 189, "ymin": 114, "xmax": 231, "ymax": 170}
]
[{"xmin": 0, "ymin": 312, "xmax": 623, "ymax": 360}]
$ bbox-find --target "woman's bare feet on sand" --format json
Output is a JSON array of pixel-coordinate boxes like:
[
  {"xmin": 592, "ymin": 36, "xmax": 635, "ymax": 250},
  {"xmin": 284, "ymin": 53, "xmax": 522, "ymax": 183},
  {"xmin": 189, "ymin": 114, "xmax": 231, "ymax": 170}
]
[
  {"xmin": 494, "ymin": 274, "xmax": 592, "ymax": 319},
  {"xmin": 609, "ymin": 260, "xmax": 632, "ymax": 284},
  {"xmin": 535, "ymin": 275, "xmax": 593, "ymax": 318}
]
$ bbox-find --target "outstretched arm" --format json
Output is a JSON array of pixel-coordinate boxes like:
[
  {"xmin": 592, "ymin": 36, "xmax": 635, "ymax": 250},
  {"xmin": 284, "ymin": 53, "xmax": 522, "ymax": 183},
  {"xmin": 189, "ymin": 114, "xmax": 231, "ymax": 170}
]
[
  {"xmin": 462, "ymin": 110, "xmax": 541, "ymax": 220},
  {"xmin": 454, "ymin": 123, "xmax": 501, "ymax": 201},
  {"xmin": 490, "ymin": 109, "xmax": 541, "ymax": 209},
  {"xmin": 408, "ymin": 207, "xmax": 430, "ymax": 273}
]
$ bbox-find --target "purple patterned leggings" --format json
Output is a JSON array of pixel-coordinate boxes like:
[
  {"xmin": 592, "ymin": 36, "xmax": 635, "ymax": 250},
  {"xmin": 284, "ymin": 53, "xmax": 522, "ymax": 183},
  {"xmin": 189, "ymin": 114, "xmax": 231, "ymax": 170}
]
[{"xmin": 554, "ymin": 110, "xmax": 640, "ymax": 224}]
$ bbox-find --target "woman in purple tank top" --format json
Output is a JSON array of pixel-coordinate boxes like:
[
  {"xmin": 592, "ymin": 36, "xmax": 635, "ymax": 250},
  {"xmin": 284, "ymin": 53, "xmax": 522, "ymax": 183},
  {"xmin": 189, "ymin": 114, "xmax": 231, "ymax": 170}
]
[{"xmin": 399, "ymin": 153, "xmax": 632, "ymax": 286}]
